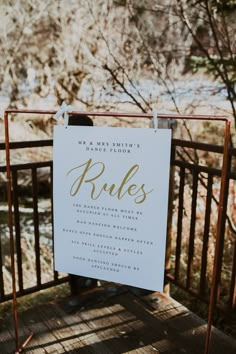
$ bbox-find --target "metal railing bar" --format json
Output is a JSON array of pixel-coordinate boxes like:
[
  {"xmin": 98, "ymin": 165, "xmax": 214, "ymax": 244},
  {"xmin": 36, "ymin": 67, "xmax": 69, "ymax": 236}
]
[
  {"xmin": 172, "ymin": 139, "xmax": 236, "ymax": 156},
  {"xmin": 1, "ymin": 276, "xmax": 69, "ymax": 302},
  {"xmin": 32, "ymin": 168, "xmax": 41, "ymax": 287},
  {"xmin": 173, "ymin": 139, "xmax": 225, "ymax": 154},
  {"xmin": 200, "ymin": 174, "xmax": 213, "ymax": 296},
  {"xmin": 167, "ymin": 273, "xmax": 208, "ymax": 303},
  {"xmin": 173, "ymin": 160, "xmax": 222, "ymax": 176},
  {"xmin": 0, "ymin": 140, "xmax": 53, "ymax": 151},
  {"xmin": 175, "ymin": 166, "xmax": 185, "ymax": 281},
  {"xmin": 0, "ymin": 161, "xmax": 52, "ymax": 173},
  {"xmin": 215, "ymin": 155, "xmax": 231, "ymax": 304},
  {"xmin": 1, "ymin": 138, "xmax": 235, "ymax": 156},
  {"xmin": 186, "ymin": 168, "xmax": 198, "ymax": 289},
  {"xmin": 49, "ymin": 164, "xmax": 58, "ymax": 282},
  {"xmin": 12, "ymin": 161, "xmax": 52, "ymax": 170},
  {"xmin": 167, "ymin": 273, "xmax": 235, "ymax": 315},
  {"xmin": 173, "ymin": 160, "xmax": 236, "ymax": 179},
  {"xmin": 12, "ymin": 170, "xmax": 24, "ymax": 292}
]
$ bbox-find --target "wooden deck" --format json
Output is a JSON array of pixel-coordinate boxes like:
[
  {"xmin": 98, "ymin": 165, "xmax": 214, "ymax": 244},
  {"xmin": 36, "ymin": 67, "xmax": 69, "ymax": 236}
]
[{"xmin": 1, "ymin": 284, "xmax": 236, "ymax": 354}]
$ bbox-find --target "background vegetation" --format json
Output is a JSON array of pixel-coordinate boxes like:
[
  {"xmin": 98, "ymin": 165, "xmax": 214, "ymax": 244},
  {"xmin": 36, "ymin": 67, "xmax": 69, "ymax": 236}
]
[
  {"xmin": 0, "ymin": 0, "xmax": 236, "ymax": 142},
  {"xmin": 0, "ymin": 0, "xmax": 236, "ymax": 338}
]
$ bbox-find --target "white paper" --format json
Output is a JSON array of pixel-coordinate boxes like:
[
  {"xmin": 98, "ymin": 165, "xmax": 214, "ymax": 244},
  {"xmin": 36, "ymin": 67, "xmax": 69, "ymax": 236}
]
[{"xmin": 53, "ymin": 126, "xmax": 171, "ymax": 291}]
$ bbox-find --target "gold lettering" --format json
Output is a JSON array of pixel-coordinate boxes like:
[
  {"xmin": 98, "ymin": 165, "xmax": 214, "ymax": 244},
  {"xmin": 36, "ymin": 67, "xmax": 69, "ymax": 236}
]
[
  {"xmin": 66, "ymin": 159, "xmax": 153, "ymax": 204},
  {"xmin": 91, "ymin": 183, "xmax": 116, "ymax": 200},
  {"xmin": 117, "ymin": 165, "xmax": 139, "ymax": 199},
  {"xmin": 67, "ymin": 159, "xmax": 105, "ymax": 197},
  {"xmin": 134, "ymin": 184, "xmax": 153, "ymax": 204}
]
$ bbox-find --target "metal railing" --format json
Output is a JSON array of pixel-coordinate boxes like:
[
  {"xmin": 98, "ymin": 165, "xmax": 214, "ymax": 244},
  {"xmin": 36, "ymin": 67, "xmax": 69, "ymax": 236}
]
[
  {"xmin": 0, "ymin": 140, "xmax": 68, "ymax": 302},
  {"xmin": 0, "ymin": 138, "xmax": 235, "ymax": 315},
  {"xmin": 168, "ymin": 139, "xmax": 236, "ymax": 314}
]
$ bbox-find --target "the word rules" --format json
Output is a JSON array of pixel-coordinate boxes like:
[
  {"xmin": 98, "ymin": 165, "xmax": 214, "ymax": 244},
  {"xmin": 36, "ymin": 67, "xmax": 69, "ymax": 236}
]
[{"xmin": 67, "ymin": 158, "xmax": 153, "ymax": 204}]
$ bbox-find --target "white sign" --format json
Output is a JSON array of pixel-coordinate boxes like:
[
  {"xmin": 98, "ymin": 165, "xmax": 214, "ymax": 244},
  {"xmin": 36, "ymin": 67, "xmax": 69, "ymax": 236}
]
[{"xmin": 53, "ymin": 126, "xmax": 171, "ymax": 291}]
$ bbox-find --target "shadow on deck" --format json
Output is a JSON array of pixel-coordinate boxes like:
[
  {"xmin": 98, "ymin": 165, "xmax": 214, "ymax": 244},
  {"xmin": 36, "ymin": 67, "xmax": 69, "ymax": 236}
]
[{"xmin": 1, "ymin": 284, "xmax": 236, "ymax": 354}]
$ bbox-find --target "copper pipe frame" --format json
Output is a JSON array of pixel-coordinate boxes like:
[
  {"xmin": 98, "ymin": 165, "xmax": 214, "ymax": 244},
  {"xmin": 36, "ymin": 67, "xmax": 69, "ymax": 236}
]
[
  {"xmin": 204, "ymin": 120, "xmax": 231, "ymax": 354},
  {"xmin": 4, "ymin": 109, "xmax": 230, "ymax": 354},
  {"xmin": 4, "ymin": 111, "xmax": 19, "ymax": 351},
  {"xmin": 4, "ymin": 111, "xmax": 34, "ymax": 353}
]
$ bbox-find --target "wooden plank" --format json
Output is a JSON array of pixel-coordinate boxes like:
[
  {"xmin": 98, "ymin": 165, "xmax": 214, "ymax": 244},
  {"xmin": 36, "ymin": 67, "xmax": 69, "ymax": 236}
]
[
  {"xmin": 134, "ymin": 292, "xmax": 236, "ymax": 354},
  {"xmin": 78, "ymin": 302, "xmax": 142, "ymax": 353},
  {"xmin": 117, "ymin": 292, "xmax": 196, "ymax": 353},
  {"xmin": 107, "ymin": 291, "xmax": 177, "ymax": 352},
  {"xmin": 0, "ymin": 326, "xmax": 16, "ymax": 354},
  {"xmin": 58, "ymin": 285, "xmax": 155, "ymax": 353},
  {"xmin": 107, "ymin": 290, "xmax": 236, "ymax": 354},
  {"xmin": 1, "ymin": 287, "xmax": 236, "ymax": 353},
  {"xmin": 0, "ymin": 312, "xmax": 33, "ymax": 354},
  {"xmin": 19, "ymin": 303, "xmax": 66, "ymax": 353},
  {"xmin": 52, "ymin": 299, "xmax": 111, "ymax": 353},
  {"xmin": 104, "ymin": 300, "xmax": 167, "ymax": 353}
]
